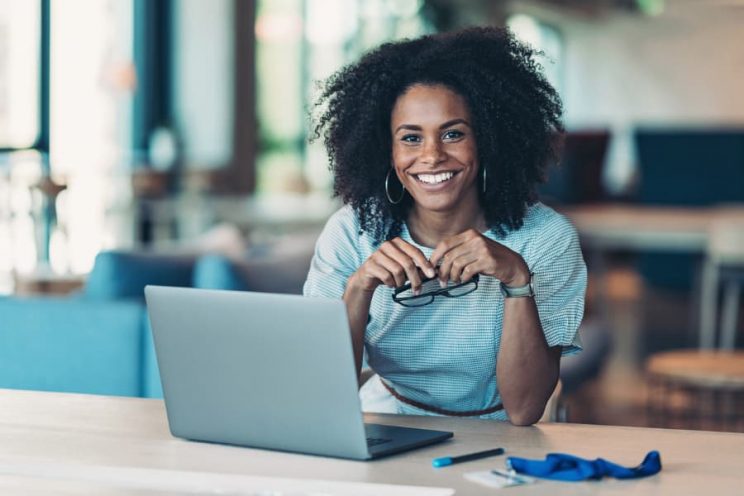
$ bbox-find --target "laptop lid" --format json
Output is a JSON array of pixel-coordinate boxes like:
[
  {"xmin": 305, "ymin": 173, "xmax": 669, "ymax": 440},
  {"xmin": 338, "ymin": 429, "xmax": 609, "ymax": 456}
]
[
  {"xmin": 145, "ymin": 285, "xmax": 371, "ymax": 460},
  {"xmin": 146, "ymin": 286, "xmax": 453, "ymax": 460}
]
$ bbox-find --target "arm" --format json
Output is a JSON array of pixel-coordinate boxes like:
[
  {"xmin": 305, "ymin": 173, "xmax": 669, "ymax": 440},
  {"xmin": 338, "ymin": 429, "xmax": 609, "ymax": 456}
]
[
  {"xmin": 430, "ymin": 230, "xmax": 569, "ymax": 425},
  {"xmin": 497, "ymin": 268, "xmax": 561, "ymax": 425},
  {"xmin": 344, "ymin": 238, "xmax": 435, "ymax": 380}
]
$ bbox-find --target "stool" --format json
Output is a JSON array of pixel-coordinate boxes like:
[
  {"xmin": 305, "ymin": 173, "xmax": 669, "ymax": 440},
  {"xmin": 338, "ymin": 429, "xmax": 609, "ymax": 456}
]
[{"xmin": 646, "ymin": 351, "xmax": 744, "ymax": 431}]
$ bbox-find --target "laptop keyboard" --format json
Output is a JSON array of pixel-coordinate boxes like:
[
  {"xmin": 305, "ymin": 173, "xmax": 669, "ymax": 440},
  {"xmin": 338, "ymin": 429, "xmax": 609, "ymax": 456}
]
[{"xmin": 366, "ymin": 436, "xmax": 392, "ymax": 447}]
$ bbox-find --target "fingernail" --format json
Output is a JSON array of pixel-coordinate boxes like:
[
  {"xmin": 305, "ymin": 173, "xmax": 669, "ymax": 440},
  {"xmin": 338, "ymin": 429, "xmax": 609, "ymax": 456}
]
[
  {"xmin": 414, "ymin": 288, "xmax": 421, "ymax": 296},
  {"xmin": 426, "ymin": 268, "xmax": 436, "ymax": 278},
  {"xmin": 439, "ymin": 279, "xmax": 447, "ymax": 288}
]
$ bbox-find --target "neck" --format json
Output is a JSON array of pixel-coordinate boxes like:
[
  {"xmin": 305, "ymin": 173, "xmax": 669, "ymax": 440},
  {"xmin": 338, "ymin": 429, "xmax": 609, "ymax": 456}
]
[{"xmin": 407, "ymin": 199, "xmax": 486, "ymax": 248}]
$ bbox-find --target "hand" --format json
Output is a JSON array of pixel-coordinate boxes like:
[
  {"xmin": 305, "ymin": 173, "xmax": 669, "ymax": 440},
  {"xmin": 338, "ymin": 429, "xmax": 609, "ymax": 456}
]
[
  {"xmin": 429, "ymin": 229, "xmax": 530, "ymax": 287},
  {"xmin": 349, "ymin": 238, "xmax": 436, "ymax": 295}
]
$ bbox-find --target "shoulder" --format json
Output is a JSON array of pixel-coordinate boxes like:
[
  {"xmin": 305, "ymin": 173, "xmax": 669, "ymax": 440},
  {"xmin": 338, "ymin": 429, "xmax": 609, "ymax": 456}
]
[
  {"xmin": 504, "ymin": 202, "xmax": 581, "ymax": 267},
  {"xmin": 323, "ymin": 205, "xmax": 359, "ymax": 238},
  {"xmin": 324, "ymin": 204, "xmax": 361, "ymax": 234},
  {"xmin": 317, "ymin": 205, "xmax": 376, "ymax": 254},
  {"xmin": 519, "ymin": 202, "xmax": 578, "ymax": 241}
]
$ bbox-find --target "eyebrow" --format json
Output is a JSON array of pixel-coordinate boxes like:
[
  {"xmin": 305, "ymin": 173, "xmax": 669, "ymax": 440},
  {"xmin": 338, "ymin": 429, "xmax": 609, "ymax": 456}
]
[{"xmin": 394, "ymin": 118, "xmax": 471, "ymax": 134}]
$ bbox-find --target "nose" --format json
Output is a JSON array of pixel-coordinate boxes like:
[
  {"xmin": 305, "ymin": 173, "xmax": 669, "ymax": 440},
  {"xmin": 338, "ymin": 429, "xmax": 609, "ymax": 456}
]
[{"xmin": 420, "ymin": 138, "xmax": 446, "ymax": 167}]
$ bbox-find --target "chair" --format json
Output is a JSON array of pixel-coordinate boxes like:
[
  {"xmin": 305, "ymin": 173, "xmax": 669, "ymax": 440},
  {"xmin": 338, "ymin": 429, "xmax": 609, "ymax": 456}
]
[
  {"xmin": 192, "ymin": 230, "xmax": 318, "ymax": 295},
  {"xmin": 539, "ymin": 380, "xmax": 564, "ymax": 423},
  {"xmin": 539, "ymin": 130, "xmax": 610, "ymax": 206},
  {"xmin": 634, "ymin": 128, "xmax": 744, "ymax": 291},
  {"xmin": 647, "ymin": 218, "xmax": 744, "ymax": 430},
  {"xmin": 0, "ymin": 250, "xmax": 199, "ymax": 397},
  {"xmin": 698, "ymin": 216, "xmax": 744, "ymax": 349},
  {"xmin": 556, "ymin": 319, "xmax": 613, "ymax": 423},
  {"xmin": 0, "ymin": 214, "xmax": 325, "ymax": 398},
  {"xmin": 646, "ymin": 351, "xmax": 744, "ymax": 431}
]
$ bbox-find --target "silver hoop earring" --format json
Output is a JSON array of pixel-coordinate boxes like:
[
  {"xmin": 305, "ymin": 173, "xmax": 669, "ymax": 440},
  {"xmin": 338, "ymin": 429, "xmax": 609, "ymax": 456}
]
[
  {"xmin": 385, "ymin": 169, "xmax": 405, "ymax": 204},
  {"xmin": 482, "ymin": 166, "xmax": 487, "ymax": 194}
]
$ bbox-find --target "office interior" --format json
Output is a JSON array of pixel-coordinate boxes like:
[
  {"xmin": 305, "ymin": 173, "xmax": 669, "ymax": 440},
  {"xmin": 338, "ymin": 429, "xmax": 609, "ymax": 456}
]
[{"xmin": 1, "ymin": 0, "xmax": 744, "ymax": 434}]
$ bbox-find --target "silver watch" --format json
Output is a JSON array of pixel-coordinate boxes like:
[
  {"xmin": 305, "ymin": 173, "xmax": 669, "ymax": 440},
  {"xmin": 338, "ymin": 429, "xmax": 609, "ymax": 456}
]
[{"xmin": 500, "ymin": 272, "xmax": 535, "ymax": 298}]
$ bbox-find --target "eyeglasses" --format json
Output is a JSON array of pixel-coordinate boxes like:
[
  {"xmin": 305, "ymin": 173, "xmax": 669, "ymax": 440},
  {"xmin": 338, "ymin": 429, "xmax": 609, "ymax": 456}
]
[{"xmin": 392, "ymin": 274, "xmax": 479, "ymax": 307}]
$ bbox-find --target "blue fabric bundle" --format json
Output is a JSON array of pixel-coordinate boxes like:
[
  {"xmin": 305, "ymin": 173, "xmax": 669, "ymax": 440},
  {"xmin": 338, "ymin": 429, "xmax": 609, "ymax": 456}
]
[{"xmin": 507, "ymin": 450, "xmax": 661, "ymax": 481}]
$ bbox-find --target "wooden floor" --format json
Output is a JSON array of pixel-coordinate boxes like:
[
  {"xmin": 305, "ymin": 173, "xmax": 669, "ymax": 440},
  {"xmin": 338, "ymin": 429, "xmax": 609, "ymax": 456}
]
[{"xmin": 562, "ymin": 265, "xmax": 744, "ymax": 432}]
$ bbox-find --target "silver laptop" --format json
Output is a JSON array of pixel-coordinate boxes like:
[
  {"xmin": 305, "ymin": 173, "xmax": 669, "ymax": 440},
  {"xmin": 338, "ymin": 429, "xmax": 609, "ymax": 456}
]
[{"xmin": 144, "ymin": 286, "xmax": 452, "ymax": 460}]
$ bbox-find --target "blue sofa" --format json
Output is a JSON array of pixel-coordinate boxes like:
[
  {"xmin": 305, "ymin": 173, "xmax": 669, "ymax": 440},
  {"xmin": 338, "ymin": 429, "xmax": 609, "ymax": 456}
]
[
  {"xmin": 0, "ymin": 251, "xmax": 198, "ymax": 398},
  {"xmin": 0, "ymin": 235, "xmax": 318, "ymax": 399}
]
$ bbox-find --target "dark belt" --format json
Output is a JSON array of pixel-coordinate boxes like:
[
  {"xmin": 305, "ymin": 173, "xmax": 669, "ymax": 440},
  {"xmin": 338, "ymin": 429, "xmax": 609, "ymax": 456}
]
[{"xmin": 380, "ymin": 379, "xmax": 504, "ymax": 417}]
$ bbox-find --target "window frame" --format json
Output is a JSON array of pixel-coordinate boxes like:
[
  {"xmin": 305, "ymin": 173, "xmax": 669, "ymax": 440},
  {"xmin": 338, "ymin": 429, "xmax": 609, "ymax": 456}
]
[{"xmin": 0, "ymin": 0, "xmax": 50, "ymax": 170}]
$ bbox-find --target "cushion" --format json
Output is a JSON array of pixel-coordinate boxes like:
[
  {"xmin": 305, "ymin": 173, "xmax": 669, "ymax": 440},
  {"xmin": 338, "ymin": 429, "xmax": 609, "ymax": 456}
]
[{"xmin": 84, "ymin": 250, "xmax": 197, "ymax": 300}]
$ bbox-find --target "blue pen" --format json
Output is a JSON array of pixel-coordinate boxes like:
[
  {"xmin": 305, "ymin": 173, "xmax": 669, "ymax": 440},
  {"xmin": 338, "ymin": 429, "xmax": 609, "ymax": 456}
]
[{"xmin": 432, "ymin": 447, "xmax": 505, "ymax": 467}]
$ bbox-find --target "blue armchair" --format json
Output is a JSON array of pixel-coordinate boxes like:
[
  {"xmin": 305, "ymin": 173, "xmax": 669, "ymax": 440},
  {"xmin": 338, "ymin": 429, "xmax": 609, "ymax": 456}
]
[
  {"xmin": 0, "ymin": 251, "xmax": 199, "ymax": 398},
  {"xmin": 0, "ymin": 231, "xmax": 320, "ymax": 399}
]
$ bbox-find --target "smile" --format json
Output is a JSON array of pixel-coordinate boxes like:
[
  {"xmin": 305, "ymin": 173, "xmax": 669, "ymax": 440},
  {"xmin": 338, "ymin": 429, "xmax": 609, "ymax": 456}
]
[{"xmin": 414, "ymin": 171, "xmax": 459, "ymax": 185}]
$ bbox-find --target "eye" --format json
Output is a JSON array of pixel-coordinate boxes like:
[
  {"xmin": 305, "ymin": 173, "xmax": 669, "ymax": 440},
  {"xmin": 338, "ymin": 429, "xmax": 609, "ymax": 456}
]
[
  {"xmin": 401, "ymin": 134, "xmax": 421, "ymax": 143},
  {"xmin": 442, "ymin": 129, "xmax": 464, "ymax": 140}
]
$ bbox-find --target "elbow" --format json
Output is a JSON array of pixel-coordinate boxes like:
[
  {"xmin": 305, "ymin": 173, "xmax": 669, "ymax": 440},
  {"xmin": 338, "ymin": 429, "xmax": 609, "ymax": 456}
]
[
  {"xmin": 505, "ymin": 404, "xmax": 544, "ymax": 426},
  {"xmin": 508, "ymin": 411, "xmax": 541, "ymax": 427}
]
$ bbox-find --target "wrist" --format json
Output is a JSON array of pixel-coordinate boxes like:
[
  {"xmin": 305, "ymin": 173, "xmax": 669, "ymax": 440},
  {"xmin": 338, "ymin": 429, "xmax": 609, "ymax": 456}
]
[
  {"xmin": 500, "ymin": 271, "xmax": 535, "ymax": 299},
  {"xmin": 346, "ymin": 272, "xmax": 377, "ymax": 298},
  {"xmin": 503, "ymin": 260, "xmax": 531, "ymax": 286}
]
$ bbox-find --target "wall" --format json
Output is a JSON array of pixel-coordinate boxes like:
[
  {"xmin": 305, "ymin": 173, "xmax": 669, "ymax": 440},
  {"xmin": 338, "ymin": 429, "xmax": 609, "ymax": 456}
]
[
  {"xmin": 512, "ymin": 0, "xmax": 744, "ymax": 194},
  {"xmin": 559, "ymin": 1, "xmax": 744, "ymax": 127}
]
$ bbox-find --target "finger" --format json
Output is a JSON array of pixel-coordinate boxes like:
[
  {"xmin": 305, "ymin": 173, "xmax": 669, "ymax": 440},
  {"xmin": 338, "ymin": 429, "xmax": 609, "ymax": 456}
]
[
  {"xmin": 362, "ymin": 259, "xmax": 398, "ymax": 288},
  {"xmin": 449, "ymin": 252, "xmax": 480, "ymax": 283},
  {"xmin": 437, "ymin": 247, "xmax": 472, "ymax": 285},
  {"xmin": 458, "ymin": 259, "xmax": 485, "ymax": 284},
  {"xmin": 372, "ymin": 250, "xmax": 409, "ymax": 288},
  {"xmin": 380, "ymin": 241, "xmax": 423, "ymax": 292},
  {"xmin": 429, "ymin": 231, "xmax": 470, "ymax": 268},
  {"xmin": 391, "ymin": 238, "xmax": 436, "ymax": 279},
  {"xmin": 361, "ymin": 252, "xmax": 399, "ymax": 288}
]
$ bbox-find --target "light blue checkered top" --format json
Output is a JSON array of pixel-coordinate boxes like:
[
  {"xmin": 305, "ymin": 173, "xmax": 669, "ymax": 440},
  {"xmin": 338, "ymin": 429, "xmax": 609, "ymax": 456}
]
[{"xmin": 303, "ymin": 202, "xmax": 586, "ymax": 420}]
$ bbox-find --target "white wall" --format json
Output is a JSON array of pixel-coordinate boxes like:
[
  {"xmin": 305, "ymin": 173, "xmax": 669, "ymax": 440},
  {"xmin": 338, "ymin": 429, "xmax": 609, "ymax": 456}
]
[
  {"xmin": 559, "ymin": 1, "xmax": 744, "ymax": 127},
  {"xmin": 512, "ymin": 0, "xmax": 744, "ymax": 193}
]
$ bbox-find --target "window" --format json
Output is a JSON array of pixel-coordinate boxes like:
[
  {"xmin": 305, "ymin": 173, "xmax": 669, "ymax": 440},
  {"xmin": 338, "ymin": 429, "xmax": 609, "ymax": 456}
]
[
  {"xmin": 49, "ymin": 0, "xmax": 135, "ymax": 272},
  {"xmin": 507, "ymin": 14, "xmax": 564, "ymax": 97},
  {"xmin": 0, "ymin": 1, "xmax": 43, "ymax": 292},
  {"xmin": 0, "ymin": 0, "xmax": 41, "ymax": 148},
  {"xmin": 255, "ymin": 0, "xmax": 431, "ymax": 194},
  {"xmin": 1, "ymin": 0, "xmax": 136, "ymax": 289}
]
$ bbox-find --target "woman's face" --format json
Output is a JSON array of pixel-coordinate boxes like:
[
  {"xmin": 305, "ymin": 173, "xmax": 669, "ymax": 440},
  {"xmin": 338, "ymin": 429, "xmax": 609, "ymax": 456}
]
[{"xmin": 390, "ymin": 84, "xmax": 479, "ymax": 215}]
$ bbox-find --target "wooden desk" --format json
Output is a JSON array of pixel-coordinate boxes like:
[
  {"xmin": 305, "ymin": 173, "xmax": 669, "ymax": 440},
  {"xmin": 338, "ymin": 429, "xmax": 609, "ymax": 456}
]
[
  {"xmin": 1, "ymin": 390, "xmax": 743, "ymax": 494},
  {"xmin": 561, "ymin": 204, "xmax": 744, "ymax": 348},
  {"xmin": 561, "ymin": 204, "xmax": 744, "ymax": 253}
]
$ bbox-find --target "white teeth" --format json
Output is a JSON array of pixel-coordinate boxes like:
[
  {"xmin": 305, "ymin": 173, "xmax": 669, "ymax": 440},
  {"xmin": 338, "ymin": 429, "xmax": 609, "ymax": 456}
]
[{"xmin": 416, "ymin": 172, "xmax": 455, "ymax": 184}]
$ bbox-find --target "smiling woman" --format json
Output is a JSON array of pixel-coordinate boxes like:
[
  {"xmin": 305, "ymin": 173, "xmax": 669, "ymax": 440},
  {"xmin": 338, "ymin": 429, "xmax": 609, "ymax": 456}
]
[
  {"xmin": 390, "ymin": 85, "xmax": 481, "ymax": 244},
  {"xmin": 305, "ymin": 27, "xmax": 586, "ymax": 425}
]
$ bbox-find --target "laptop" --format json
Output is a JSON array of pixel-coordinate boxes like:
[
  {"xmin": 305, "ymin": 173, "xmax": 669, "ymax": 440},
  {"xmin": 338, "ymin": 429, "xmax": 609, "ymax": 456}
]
[{"xmin": 144, "ymin": 286, "xmax": 453, "ymax": 460}]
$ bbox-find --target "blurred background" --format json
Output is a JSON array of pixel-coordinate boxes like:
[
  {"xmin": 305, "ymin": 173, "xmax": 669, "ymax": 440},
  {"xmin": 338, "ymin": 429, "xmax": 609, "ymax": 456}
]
[{"xmin": 1, "ymin": 0, "xmax": 743, "ymax": 431}]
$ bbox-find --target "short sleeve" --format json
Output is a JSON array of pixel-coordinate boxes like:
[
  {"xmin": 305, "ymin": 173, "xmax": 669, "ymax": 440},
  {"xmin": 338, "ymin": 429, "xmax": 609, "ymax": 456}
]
[
  {"xmin": 303, "ymin": 206, "xmax": 364, "ymax": 299},
  {"xmin": 529, "ymin": 216, "xmax": 587, "ymax": 356}
]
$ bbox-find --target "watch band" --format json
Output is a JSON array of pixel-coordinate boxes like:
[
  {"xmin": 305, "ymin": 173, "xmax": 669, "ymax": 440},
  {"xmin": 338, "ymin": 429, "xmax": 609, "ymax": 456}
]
[{"xmin": 500, "ymin": 272, "xmax": 535, "ymax": 298}]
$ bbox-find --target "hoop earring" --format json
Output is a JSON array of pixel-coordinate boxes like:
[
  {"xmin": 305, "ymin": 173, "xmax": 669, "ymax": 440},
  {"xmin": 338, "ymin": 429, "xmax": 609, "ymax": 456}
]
[
  {"xmin": 482, "ymin": 166, "xmax": 488, "ymax": 194},
  {"xmin": 385, "ymin": 168, "xmax": 405, "ymax": 204}
]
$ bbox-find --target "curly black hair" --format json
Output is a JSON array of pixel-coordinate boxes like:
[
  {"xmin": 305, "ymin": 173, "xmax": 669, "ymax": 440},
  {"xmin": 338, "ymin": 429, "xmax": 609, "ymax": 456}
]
[{"xmin": 313, "ymin": 26, "xmax": 563, "ymax": 243}]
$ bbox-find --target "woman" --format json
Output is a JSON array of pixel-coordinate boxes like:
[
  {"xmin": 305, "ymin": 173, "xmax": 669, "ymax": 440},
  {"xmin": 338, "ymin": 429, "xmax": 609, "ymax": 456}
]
[{"xmin": 304, "ymin": 27, "xmax": 586, "ymax": 425}]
